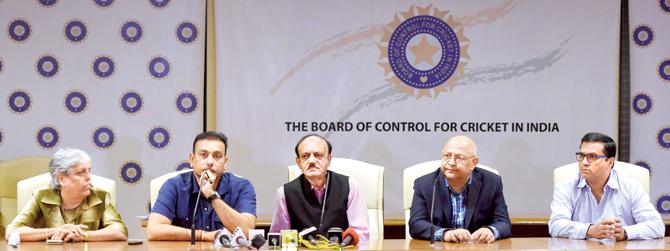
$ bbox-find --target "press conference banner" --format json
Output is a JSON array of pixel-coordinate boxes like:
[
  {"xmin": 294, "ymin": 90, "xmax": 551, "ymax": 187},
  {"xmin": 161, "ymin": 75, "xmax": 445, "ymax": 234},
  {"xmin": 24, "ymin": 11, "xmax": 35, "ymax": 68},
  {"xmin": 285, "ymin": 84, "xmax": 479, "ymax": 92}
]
[
  {"xmin": 215, "ymin": 1, "xmax": 619, "ymax": 217},
  {"xmin": 0, "ymin": 1, "xmax": 205, "ymax": 238},
  {"xmin": 629, "ymin": 1, "xmax": 670, "ymax": 217}
]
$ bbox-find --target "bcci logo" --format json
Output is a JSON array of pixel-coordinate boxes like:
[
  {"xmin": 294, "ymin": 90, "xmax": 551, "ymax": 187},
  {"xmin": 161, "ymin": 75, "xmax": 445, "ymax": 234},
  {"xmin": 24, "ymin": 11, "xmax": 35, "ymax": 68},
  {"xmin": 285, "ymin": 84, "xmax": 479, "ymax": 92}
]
[{"xmin": 378, "ymin": 5, "xmax": 469, "ymax": 98}]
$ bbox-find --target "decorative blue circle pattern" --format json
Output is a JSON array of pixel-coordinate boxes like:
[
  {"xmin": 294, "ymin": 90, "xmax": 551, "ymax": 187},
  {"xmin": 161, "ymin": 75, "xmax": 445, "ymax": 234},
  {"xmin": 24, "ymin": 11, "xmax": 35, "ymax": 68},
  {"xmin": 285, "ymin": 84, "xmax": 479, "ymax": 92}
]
[
  {"xmin": 8, "ymin": 19, "xmax": 31, "ymax": 42},
  {"xmin": 94, "ymin": 0, "xmax": 114, "ymax": 7},
  {"xmin": 93, "ymin": 56, "xmax": 115, "ymax": 78},
  {"xmin": 36, "ymin": 55, "xmax": 59, "ymax": 78},
  {"xmin": 176, "ymin": 91, "xmax": 197, "ymax": 114},
  {"xmin": 121, "ymin": 21, "xmax": 142, "ymax": 43},
  {"xmin": 148, "ymin": 127, "xmax": 170, "ymax": 149},
  {"xmin": 388, "ymin": 15, "xmax": 459, "ymax": 89},
  {"xmin": 659, "ymin": 59, "xmax": 670, "ymax": 81},
  {"xmin": 65, "ymin": 20, "xmax": 87, "ymax": 43},
  {"xmin": 64, "ymin": 90, "xmax": 87, "ymax": 113},
  {"xmin": 149, "ymin": 0, "xmax": 169, "ymax": 8},
  {"xmin": 632, "ymin": 25, "xmax": 653, "ymax": 47},
  {"xmin": 93, "ymin": 126, "xmax": 115, "ymax": 149},
  {"xmin": 634, "ymin": 161, "xmax": 651, "ymax": 171},
  {"xmin": 39, "ymin": 0, "xmax": 58, "ymax": 6},
  {"xmin": 632, "ymin": 93, "xmax": 652, "ymax": 115},
  {"xmin": 176, "ymin": 161, "xmax": 191, "ymax": 171},
  {"xmin": 36, "ymin": 126, "xmax": 59, "ymax": 148},
  {"xmin": 658, "ymin": 127, "xmax": 670, "ymax": 149},
  {"xmin": 120, "ymin": 161, "xmax": 143, "ymax": 184},
  {"xmin": 120, "ymin": 91, "xmax": 143, "ymax": 114},
  {"xmin": 148, "ymin": 56, "xmax": 170, "ymax": 79},
  {"xmin": 8, "ymin": 90, "xmax": 31, "ymax": 113},
  {"xmin": 176, "ymin": 21, "xmax": 197, "ymax": 44},
  {"xmin": 657, "ymin": 195, "xmax": 670, "ymax": 214},
  {"xmin": 661, "ymin": 0, "xmax": 670, "ymax": 13}
]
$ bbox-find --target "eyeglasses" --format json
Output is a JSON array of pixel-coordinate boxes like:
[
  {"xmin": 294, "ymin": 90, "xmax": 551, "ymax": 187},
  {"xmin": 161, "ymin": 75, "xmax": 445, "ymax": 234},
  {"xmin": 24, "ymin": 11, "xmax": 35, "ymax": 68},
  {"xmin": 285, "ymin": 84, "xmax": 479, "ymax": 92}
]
[
  {"xmin": 195, "ymin": 151, "xmax": 225, "ymax": 162},
  {"xmin": 575, "ymin": 152, "xmax": 608, "ymax": 163},
  {"xmin": 442, "ymin": 153, "xmax": 475, "ymax": 165}
]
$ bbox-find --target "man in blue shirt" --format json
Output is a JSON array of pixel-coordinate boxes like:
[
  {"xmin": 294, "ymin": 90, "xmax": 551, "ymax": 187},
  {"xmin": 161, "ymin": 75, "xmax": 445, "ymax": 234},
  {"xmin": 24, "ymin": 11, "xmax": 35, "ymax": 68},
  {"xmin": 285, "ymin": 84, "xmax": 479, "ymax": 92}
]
[
  {"xmin": 549, "ymin": 132, "xmax": 664, "ymax": 241},
  {"xmin": 147, "ymin": 131, "xmax": 257, "ymax": 241}
]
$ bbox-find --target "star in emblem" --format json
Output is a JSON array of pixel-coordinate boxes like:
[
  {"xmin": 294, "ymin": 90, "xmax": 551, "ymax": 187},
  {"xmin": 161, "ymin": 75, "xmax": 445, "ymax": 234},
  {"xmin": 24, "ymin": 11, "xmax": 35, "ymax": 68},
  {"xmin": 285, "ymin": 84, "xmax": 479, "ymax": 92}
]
[{"xmin": 409, "ymin": 35, "xmax": 439, "ymax": 66}]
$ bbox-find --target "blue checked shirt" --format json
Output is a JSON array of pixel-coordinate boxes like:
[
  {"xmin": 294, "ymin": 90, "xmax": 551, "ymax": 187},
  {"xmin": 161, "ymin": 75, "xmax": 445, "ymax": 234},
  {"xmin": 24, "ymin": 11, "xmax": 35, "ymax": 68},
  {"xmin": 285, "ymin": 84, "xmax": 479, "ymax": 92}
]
[{"xmin": 434, "ymin": 175, "xmax": 500, "ymax": 241}]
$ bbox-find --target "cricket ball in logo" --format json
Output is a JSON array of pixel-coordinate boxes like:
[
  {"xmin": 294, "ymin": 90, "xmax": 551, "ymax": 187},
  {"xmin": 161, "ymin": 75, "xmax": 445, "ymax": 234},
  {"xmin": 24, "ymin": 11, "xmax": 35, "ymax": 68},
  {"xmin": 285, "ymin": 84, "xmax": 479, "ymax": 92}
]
[{"xmin": 379, "ymin": 5, "xmax": 469, "ymax": 98}]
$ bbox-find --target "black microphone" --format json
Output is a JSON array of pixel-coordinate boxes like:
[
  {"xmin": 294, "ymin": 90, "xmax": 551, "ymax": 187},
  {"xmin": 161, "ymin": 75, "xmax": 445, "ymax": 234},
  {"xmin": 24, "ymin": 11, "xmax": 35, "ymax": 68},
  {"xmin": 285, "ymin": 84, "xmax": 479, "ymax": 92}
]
[
  {"xmin": 250, "ymin": 234, "xmax": 266, "ymax": 249},
  {"xmin": 339, "ymin": 227, "xmax": 359, "ymax": 247},
  {"xmin": 327, "ymin": 227, "xmax": 343, "ymax": 244},
  {"xmin": 299, "ymin": 227, "xmax": 318, "ymax": 245},
  {"xmin": 191, "ymin": 173, "xmax": 208, "ymax": 245},
  {"xmin": 429, "ymin": 177, "xmax": 438, "ymax": 245}
]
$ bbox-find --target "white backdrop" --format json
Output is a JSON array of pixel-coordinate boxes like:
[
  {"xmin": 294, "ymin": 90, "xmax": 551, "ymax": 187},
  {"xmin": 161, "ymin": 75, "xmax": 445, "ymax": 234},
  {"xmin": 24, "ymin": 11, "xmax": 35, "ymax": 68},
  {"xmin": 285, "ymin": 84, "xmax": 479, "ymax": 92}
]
[
  {"xmin": 629, "ymin": 0, "xmax": 670, "ymax": 218},
  {"xmin": 215, "ymin": 0, "xmax": 620, "ymax": 219},
  {"xmin": 0, "ymin": 0, "xmax": 205, "ymax": 238}
]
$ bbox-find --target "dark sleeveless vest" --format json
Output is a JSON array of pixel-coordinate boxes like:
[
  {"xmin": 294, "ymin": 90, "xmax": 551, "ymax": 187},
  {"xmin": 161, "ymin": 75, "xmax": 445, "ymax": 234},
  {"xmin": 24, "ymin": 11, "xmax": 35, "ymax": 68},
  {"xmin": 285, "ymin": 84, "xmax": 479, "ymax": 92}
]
[{"xmin": 284, "ymin": 170, "xmax": 350, "ymax": 235}]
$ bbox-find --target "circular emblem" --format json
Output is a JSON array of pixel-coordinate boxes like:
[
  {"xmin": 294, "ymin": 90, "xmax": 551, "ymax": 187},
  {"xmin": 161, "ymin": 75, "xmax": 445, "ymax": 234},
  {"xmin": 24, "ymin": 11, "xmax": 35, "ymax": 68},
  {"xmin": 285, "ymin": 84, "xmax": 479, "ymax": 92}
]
[
  {"xmin": 657, "ymin": 127, "xmax": 670, "ymax": 149},
  {"xmin": 388, "ymin": 15, "xmax": 459, "ymax": 89},
  {"xmin": 92, "ymin": 126, "xmax": 115, "ymax": 149},
  {"xmin": 148, "ymin": 127, "xmax": 170, "ymax": 149},
  {"xmin": 121, "ymin": 21, "xmax": 142, "ymax": 43},
  {"xmin": 176, "ymin": 91, "xmax": 197, "ymax": 114},
  {"xmin": 8, "ymin": 90, "xmax": 31, "ymax": 113},
  {"xmin": 176, "ymin": 21, "xmax": 197, "ymax": 44},
  {"xmin": 176, "ymin": 161, "xmax": 191, "ymax": 171},
  {"xmin": 36, "ymin": 126, "xmax": 59, "ymax": 148},
  {"xmin": 94, "ymin": 0, "xmax": 113, "ymax": 7},
  {"xmin": 149, "ymin": 0, "xmax": 169, "ymax": 8},
  {"xmin": 36, "ymin": 55, "xmax": 59, "ymax": 78},
  {"xmin": 8, "ymin": 19, "xmax": 31, "ymax": 42},
  {"xmin": 120, "ymin": 161, "xmax": 143, "ymax": 184},
  {"xmin": 148, "ymin": 56, "xmax": 170, "ymax": 79},
  {"xmin": 64, "ymin": 90, "xmax": 88, "ymax": 113},
  {"xmin": 634, "ymin": 160, "xmax": 651, "ymax": 171},
  {"xmin": 632, "ymin": 93, "xmax": 652, "ymax": 115},
  {"xmin": 661, "ymin": 0, "xmax": 670, "ymax": 13},
  {"xmin": 93, "ymin": 56, "xmax": 115, "ymax": 78},
  {"xmin": 65, "ymin": 20, "xmax": 87, "ymax": 43},
  {"xmin": 632, "ymin": 25, "xmax": 653, "ymax": 47},
  {"xmin": 38, "ymin": 0, "xmax": 58, "ymax": 7},
  {"xmin": 120, "ymin": 91, "xmax": 143, "ymax": 114},
  {"xmin": 657, "ymin": 195, "xmax": 670, "ymax": 214},
  {"xmin": 659, "ymin": 59, "xmax": 670, "ymax": 81}
]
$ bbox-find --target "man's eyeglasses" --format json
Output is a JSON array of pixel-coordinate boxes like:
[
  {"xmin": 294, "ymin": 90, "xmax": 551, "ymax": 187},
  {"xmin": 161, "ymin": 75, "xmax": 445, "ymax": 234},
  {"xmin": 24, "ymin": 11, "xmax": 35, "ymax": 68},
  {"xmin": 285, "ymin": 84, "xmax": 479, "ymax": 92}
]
[
  {"xmin": 195, "ymin": 151, "xmax": 225, "ymax": 162},
  {"xmin": 575, "ymin": 152, "xmax": 608, "ymax": 163},
  {"xmin": 442, "ymin": 153, "xmax": 475, "ymax": 165}
]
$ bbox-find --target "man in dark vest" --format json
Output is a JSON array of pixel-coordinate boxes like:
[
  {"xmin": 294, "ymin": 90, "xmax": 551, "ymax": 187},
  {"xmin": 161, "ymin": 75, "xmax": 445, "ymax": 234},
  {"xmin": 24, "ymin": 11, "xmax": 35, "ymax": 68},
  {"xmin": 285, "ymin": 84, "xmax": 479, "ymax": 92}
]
[{"xmin": 269, "ymin": 134, "xmax": 369, "ymax": 242}]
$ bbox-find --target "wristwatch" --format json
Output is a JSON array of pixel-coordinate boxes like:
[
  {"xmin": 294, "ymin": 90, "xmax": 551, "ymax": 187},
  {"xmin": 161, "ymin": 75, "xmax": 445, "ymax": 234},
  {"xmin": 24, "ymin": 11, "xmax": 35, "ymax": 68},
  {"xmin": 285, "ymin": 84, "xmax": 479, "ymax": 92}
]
[{"xmin": 206, "ymin": 192, "xmax": 221, "ymax": 202}]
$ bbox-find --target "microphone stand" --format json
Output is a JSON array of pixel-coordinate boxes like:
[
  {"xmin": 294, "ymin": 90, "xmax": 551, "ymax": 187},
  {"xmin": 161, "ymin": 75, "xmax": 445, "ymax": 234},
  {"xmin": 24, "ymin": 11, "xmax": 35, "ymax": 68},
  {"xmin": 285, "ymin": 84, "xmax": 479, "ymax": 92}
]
[
  {"xmin": 191, "ymin": 174, "xmax": 207, "ymax": 246},
  {"xmin": 429, "ymin": 177, "xmax": 438, "ymax": 246}
]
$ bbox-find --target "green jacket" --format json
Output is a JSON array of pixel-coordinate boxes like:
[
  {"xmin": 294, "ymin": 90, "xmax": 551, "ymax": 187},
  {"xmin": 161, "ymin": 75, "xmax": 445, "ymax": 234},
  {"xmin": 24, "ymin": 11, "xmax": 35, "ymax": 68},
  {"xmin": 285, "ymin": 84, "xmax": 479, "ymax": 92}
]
[{"xmin": 7, "ymin": 187, "xmax": 127, "ymax": 236}]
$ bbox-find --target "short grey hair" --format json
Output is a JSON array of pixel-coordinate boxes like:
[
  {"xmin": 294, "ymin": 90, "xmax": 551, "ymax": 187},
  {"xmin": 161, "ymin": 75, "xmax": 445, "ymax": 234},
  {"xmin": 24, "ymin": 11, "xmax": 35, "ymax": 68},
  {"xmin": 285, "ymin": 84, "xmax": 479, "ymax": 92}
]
[{"xmin": 49, "ymin": 147, "xmax": 91, "ymax": 190}]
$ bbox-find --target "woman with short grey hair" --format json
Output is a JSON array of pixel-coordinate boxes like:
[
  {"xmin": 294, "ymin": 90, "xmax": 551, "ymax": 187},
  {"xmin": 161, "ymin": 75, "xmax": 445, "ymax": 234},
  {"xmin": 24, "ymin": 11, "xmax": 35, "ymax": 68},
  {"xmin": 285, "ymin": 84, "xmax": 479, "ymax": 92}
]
[{"xmin": 6, "ymin": 147, "xmax": 128, "ymax": 242}]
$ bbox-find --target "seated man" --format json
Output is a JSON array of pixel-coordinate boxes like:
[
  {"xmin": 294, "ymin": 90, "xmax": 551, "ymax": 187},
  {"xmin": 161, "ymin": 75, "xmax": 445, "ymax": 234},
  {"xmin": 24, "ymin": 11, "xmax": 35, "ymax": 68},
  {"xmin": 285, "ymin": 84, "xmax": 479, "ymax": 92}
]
[
  {"xmin": 549, "ymin": 132, "xmax": 664, "ymax": 240},
  {"xmin": 409, "ymin": 135, "xmax": 511, "ymax": 243},
  {"xmin": 147, "ymin": 131, "xmax": 257, "ymax": 241},
  {"xmin": 270, "ymin": 134, "xmax": 369, "ymax": 241},
  {"xmin": 6, "ymin": 147, "xmax": 127, "ymax": 242}
]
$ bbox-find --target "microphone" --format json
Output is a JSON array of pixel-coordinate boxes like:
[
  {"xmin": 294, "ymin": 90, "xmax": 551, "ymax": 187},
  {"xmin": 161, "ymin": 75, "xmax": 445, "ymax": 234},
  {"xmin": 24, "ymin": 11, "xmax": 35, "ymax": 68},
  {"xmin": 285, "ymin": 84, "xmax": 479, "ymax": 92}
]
[
  {"xmin": 339, "ymin": 227, "xmax": 359, "ymax": 247},
  {"xmin": 267, "ymin": 232, "xmax": 280, "ymax": 248},
  {"xmin": 191, "ymin": 173, "xmax": 208, "ymax": 245},
  {"xmin": 213, "ymin": 228, "xmax": 232, "ymax": 248},
  {"xmin": 299, "ymin": 227, "xmax": 318, "ymax": 245},
  {"xmin": 327, "ymin": 227, "xmax": 343, "ymax": 245},
  {"xmin": 429, "ymin": 177, "xmax": 438, "ymax": 245},
  {"xmin": 235, "ymin": 235, "xmax": 250, "ymax": 247},
  {"xmin": 250, "ymin": 234, "xmax": 266, "ymax": 249}
]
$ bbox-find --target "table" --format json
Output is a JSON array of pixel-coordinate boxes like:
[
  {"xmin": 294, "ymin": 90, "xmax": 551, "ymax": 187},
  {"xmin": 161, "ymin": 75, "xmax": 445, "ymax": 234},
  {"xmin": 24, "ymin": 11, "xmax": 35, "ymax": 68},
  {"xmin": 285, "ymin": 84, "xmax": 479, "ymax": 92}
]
[{"xmin": 2, "ymin": 238, "xmax": 669, "ymax": 250}]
